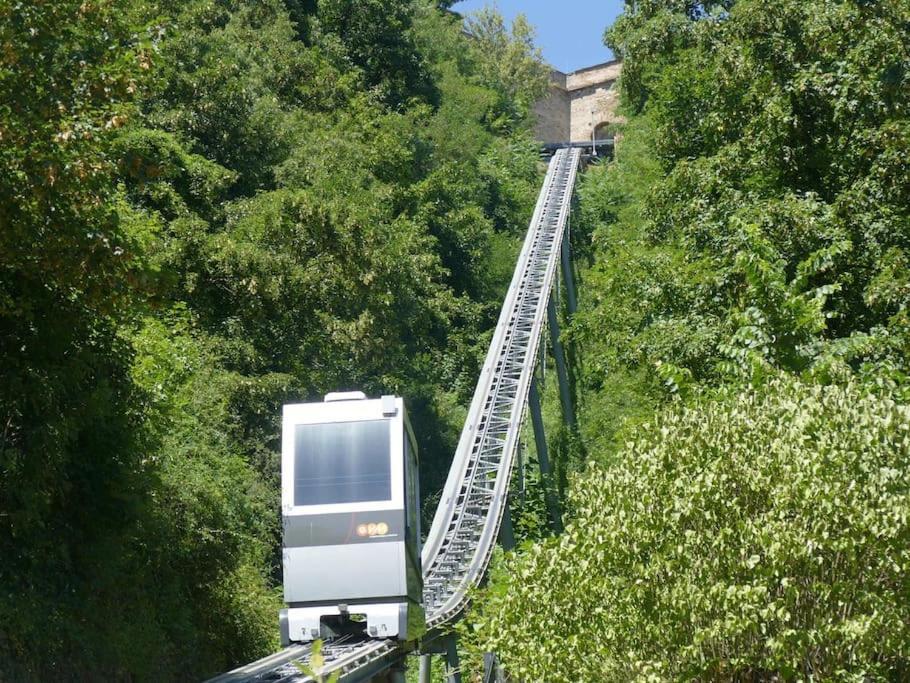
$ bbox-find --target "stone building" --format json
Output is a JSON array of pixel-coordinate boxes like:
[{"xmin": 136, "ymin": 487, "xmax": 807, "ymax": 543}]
[{"xmin": 533, "ymin": 59, "xmax": 623, "ymax": 144}]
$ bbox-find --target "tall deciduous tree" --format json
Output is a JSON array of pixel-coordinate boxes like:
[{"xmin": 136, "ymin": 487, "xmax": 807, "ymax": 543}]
[
  {"xmin": 0, "ymin": 0, "xmax": 147, "ymax": 575},
  {"xmin": 468, "ymin": 0, "xmax": 910, "ymax": 679},
  {"xmin": 464, "ymin": 8, "xmax": 550, "ymax": 130},
  {"xmin": 1, "ymin": 0, "xmax": 548, "ymax": 678}
]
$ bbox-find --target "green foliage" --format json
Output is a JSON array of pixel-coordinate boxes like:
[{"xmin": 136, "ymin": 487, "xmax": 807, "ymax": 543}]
[
  {"xmin": 605, "ymin": 1, "xmax": 737, "ymax": 111},
  {"xmin": 607, "ymin": 0, "xmax": 910, "ymax": 385},
  {"xmin": 0, "ymin": 0, "xmax": 149, "ymax": 500},
  {"xmin": 315, "ymin": 0, "xmax": 435, "ymax": 107},
  {"xmin": 294, "ymin": 639, "xmax": 340, "ymax": 682},
  {"xmin": 0, "ymin": 2, "xmax": 166, "ymax": 677},
  {"xmin": 142, "ymin": 0, "xmax": 334, "ymax": 196},
  {"xmin": 467, "ymin": 1, "xmax": 910, "ymax": 680},
  {"xmin": 572, "ymin": 0, "xmax": 910, "ymax": 462},
  {"xmin": 570, "ymin": 115, "xmax": 719, "ymax": 459},
  {"xmin": 469, "ymin": 379, "xmax": 910, "ymax": 681},
  {"xmin": 463, "ymin": 7, "xmax": 550, "ymax": 131},
  {"xmin": 1, "ymin": 0, "xmax": 546, "ymax": 678}
]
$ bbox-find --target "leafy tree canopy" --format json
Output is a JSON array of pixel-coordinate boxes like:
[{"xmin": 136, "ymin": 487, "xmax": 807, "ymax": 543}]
[
  {"xmin": 470, "ymin": 379, "xmax": 910, "ymax": 681},
  {"xmin": 0, "ymin": 0, "xmax": 548, "ymax": 678},
  {"xmin": 467, "ymin": 1, "xmax": 910, "ymax": 680}
]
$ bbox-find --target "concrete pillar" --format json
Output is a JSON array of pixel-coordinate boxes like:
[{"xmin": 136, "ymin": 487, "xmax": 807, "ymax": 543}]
[
  {"xmin": 529, "ymin": 378, "xmax": 563, "ymax": 533},
  {"xmin": 547, "ymin": 298, "xmax": 576, "ymax": 428},
  {"xmin": 445, "ymin": 636, "xmax": 462, "ymax": 683},
  {"xmin": 418, "ymin": 655, "xmax": 431, "ymax": 683}
]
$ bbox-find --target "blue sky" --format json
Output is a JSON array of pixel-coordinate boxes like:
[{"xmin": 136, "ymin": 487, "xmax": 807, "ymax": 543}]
[{"xmin": 451, "ymin": 1, "xmax": 626, "ymax": 73}]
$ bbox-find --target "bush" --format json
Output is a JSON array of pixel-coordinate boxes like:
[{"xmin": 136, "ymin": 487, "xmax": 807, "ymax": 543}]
[{"xmin": 469, "ymin": 378, "xmax": 910, "ymax": 681}]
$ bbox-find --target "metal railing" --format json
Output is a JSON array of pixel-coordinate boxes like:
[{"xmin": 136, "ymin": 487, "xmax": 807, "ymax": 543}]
[
  {"xmin": 541, "ymin": 138, "xmax": 614, "ymax": 157},
  {"xmin": 205, "ymin": 147, "xmax": 582, "ymax": 683},
  {"xmin": 421, "ymin": 147, "xmax": 580, "ymax": 628}
]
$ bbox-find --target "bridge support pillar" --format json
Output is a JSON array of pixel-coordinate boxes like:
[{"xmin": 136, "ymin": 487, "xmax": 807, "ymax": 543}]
[
  {"xmin": 529, "ymin": 378, "xmax": 563, "ymax": 533},
  {"xmin": 547, "ymin": 298, "xmax": 575, "ymax": 429},
  {"xmin": 499, "ymin": 498, "xmax": 516, "ymax": 550},
  {"xmin": 483, "ymin": 653, "xmax": 505, "ymax": 683},
  {"xmin": 445, "ymin": 636, "xmax": 462, "ymax": 683},
  {"xmin": 539, "ymin": 325, "xmax": 547, "ymax": 380},
  {"xmin": 561, "ymin": 229, "xmax": 577, "ymax": 316},
  {"xmin": 517, "ymin": 439, "xmax": 525, "ymax": 502},
  {"xmin": 418, "ymin": 654, "xmax": 432, "ymax": 683}
]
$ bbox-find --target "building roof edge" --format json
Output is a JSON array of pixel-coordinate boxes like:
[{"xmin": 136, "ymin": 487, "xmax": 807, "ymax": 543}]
[
  {"xmin": 545, "ymin": 57, "xmax": 622, "ymax": 91},
  {"xmin": 566, "ymin": 57, "xmax": 622, "ymax": 76}
]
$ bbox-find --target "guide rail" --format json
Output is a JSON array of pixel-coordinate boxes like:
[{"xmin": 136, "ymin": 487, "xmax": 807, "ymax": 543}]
[{"xmin": 204, "ymin": 147, "xmax": 582, "ymax": 683}]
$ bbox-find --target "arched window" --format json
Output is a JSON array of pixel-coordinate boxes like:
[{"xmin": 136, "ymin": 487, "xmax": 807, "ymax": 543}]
[{"xmin": 594, "ymin": 122, "xmax": 613, "ymax": 140}]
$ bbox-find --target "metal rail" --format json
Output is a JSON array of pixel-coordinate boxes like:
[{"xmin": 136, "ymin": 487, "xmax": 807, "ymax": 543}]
[
  {"xmin": 421, "ymin": 147, "xmax": 580, "ymax": 627},
  {"xmin": 205, "ymin": 147, "xmax": 582, "ymax": 683}
]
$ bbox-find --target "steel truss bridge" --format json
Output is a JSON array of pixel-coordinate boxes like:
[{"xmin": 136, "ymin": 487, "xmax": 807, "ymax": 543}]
[{"xmin": 207, "ymin": 147, "xmax": 583, "ymax": 683}]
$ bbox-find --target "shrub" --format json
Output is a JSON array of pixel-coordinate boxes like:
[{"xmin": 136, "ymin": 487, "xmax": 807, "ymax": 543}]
[{"xmin": 470, "ymin": 378, "xmax": 910, "ymax": 681}]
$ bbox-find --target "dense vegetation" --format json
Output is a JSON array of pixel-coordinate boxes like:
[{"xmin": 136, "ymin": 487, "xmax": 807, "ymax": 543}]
[
  {"xmin": 0, "ymin": 1, "xmax": 547, "ymax": 679},
  {"xmin": 6, "ymin": 0, "xmax": 909, "ymax": 679},
  {"xmin": 473, "ymin": 380, "xmax": 910, "ymax": 681},
  {"xmin": 468, "ymin": 0, "xmax": 910, "ymax": 679}
]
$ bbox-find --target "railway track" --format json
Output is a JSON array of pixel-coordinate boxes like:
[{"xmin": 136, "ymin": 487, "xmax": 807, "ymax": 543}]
[{"xmin": 205, "ymin": 147, "xmax": 582, "ymax": 683}]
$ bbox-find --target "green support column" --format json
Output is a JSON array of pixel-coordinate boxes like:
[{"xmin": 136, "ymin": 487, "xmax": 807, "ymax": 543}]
[
  {"xmin": 539, "ymin": 331, "xmax": 547, "ymax": 384},
  {"xmin": 518, "ymin": 439, "xmax": 525, "ymax": 503},
  {"xmin": 529, "ymin": 378, "xmax": 563, "ymax": 533},
  {"xmin": 547, "ymin": 298, "xmax": 576, "ymax": 429},
  {"xmin": 482, "ymin": 653, "xmax": 503, "ymax": 683}
]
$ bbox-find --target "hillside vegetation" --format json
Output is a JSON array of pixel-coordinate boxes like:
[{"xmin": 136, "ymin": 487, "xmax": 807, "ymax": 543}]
[
  {"xmin": 0, "ymin": 1, "xmax": 548, "ymax": 679},
  {"xmin": 468, "ymin": 0, "xmax": 910, "ymax": 680}
]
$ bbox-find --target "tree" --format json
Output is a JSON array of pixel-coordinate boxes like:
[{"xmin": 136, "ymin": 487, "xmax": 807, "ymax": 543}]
[
  {"xmin": 315, "ymin": 0, "xmax": 436, "ymax": 106},
  {"xmin": 469, "ymin": 379, "xmax": 910, "ymax": 681},
  {"xmin": 464, "ymin": 8, "xmax": 550, "ymax": 130},
  {"xmin": 0, "ymin": 1, "xmax": 170, "ymax": 677},
  {"xmin": 1, "ymin": 0, "xmax": 547, "ymax": 676},
  {"xmin": 467, "ymin": 1, "xmax": 910, "ymax": 679}
]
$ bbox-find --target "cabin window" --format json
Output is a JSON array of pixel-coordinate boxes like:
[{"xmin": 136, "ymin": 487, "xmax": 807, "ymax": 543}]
[{"xmin": 294, "ymin": 420, "xmax": 391, "ymax": 505}]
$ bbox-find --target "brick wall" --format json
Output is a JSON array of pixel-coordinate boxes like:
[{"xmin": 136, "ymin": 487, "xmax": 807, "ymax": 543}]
[
  {"xmin": 532, "ymin": 85, "xmax": 571, "ymax": 143},
  {"xmin": 569, "ymin": 80, "xmax": 621, "ymax": 142},
  {"xmin": 532, "ymin": 59, "xmax": 623, "ymax": 144}
]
